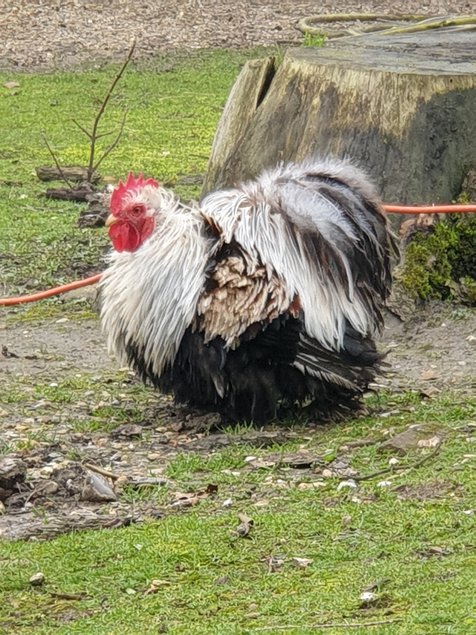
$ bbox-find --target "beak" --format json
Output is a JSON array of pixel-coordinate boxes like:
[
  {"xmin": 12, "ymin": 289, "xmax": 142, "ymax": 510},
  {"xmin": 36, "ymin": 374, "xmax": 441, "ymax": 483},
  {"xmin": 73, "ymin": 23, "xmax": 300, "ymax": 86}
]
[{"xmin": 105, "ymin": 214, "xmax": 117, "ymax": 228}]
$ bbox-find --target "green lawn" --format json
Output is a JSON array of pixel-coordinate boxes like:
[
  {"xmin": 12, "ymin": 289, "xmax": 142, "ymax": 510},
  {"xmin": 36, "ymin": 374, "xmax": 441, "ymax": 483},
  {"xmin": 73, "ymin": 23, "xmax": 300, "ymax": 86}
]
[{"xmin": 1, "ymin": 49, "xmax": 475, "ymax": 634}]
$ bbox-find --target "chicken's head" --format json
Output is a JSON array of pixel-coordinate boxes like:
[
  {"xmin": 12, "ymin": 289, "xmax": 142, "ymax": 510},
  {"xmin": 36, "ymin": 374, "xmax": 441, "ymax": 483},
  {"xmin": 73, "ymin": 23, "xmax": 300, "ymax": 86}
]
[{"xmin": 106, "ymin": 173, "xmax": 159, "ymax": 252}]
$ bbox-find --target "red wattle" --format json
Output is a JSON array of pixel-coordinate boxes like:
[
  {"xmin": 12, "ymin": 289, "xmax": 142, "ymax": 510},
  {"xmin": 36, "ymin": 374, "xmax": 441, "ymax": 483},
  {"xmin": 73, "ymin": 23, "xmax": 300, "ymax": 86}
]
[
  {"xmin": 108, "ymin": 217, "xmax": 156, "ymax": 252},
  {"xmin": 109, "ymin": 221, "xmax": 141, "ymax": 252}
]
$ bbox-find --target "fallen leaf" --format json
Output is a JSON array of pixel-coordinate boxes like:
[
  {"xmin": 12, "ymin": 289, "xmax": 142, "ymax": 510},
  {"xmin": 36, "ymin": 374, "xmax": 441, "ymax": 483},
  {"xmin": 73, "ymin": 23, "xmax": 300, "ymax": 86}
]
[
  {"xmin": 418, "ymin": 545, "xmax": 452, "ymax": 558},
  {"xmin": 214, "ymin": 575, "xmax": 230, "ymax": 586},
  {"xmin": 420, "ymin": 369, "xmax": 439, "ymax": 381},
  {"xmin": 144, "ymin": 579, "xmax": 171, "ymax": 595},
  {"xmin": 234, "ymin": 513, "xmax": 253, "ymax": 538},
  {"xmin": 417, "ymin": 435, "xmax": 442, "ymax": 448},
  {"xmin": 111, "ymin": 424, "xmax": 143, "ymax": 439},
  {"xmin": 337, "ymin": 479, "xmax": 357, "ymax": 491},
  {"xmin": 262, "ymin": 555, "xmax": 285, "ymax": 572},
  {"xmin": 171, "ymin": 492, "xmax": 200, "ymax": 508},
  {"xmin": 291, "ymin": 557, "xmax": 313, "ymax": 568},
  {"xmin": 297, "ymin": 481, "xmax": 326, "ymax": 490}
]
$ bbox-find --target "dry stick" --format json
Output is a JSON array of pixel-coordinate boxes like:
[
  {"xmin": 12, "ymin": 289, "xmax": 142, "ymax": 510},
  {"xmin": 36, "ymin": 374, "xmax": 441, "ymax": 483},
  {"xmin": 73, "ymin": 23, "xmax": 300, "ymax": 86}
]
[
  {"xmin": 41, "ymin": 132, "xmax": 73, "ymax": 189},
  {"xmin": 352, "ymin": 442, "xmax": 443, "ymax": 483},
  {"xmin": 257, "ymin": 621, "xmax": 401, "ymax": 631},
  {"xmin": 83, "ymin": 462, "xmax": 121, "ymax": 481},
  {"xmin": 85, "ymin": 40, "xmax": 136, "ymax": 182}
]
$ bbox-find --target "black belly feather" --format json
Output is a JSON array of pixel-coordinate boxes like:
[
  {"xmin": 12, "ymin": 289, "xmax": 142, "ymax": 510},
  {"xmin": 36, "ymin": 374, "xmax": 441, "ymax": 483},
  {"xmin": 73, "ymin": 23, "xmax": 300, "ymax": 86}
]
[{"xmin": 125, "ymin": 315, "xmax": 384, "ymax": 424}]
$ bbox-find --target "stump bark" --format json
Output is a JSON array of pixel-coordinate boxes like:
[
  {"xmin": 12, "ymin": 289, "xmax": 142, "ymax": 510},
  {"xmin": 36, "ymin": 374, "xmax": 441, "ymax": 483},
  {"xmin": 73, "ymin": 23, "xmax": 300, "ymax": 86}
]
[{"xmin": 203, "ymin": 30, "xmax": 476, "ymax": 207}]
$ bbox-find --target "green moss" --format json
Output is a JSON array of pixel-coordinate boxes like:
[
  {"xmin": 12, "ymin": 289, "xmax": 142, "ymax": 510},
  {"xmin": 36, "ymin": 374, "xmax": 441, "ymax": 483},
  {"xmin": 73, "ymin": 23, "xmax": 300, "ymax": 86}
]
[{"xmin": 397, "ymin": 214, "xmax": 476, "ymax": 303}]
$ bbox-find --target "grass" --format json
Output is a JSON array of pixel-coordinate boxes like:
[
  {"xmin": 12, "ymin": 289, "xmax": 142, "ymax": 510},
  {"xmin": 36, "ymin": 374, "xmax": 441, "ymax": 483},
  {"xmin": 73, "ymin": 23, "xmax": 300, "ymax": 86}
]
[
  {"xmin": 1, "ymin": 379, "xmax": 475, "ymax": 633},
  {"xmin": 0, "ymin": 49, "xmax": 265, "ymax": 319},
  {"xmin": 1, "ymin": 49, "xmax": 476, "ymax": 634}
]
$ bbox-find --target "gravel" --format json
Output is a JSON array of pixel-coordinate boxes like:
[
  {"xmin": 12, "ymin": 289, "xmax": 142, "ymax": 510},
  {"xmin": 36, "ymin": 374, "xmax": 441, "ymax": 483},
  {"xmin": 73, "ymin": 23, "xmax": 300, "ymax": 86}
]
[{"xmin": 1, "ymin": 0, "xmax": 473, "ymax": 72}]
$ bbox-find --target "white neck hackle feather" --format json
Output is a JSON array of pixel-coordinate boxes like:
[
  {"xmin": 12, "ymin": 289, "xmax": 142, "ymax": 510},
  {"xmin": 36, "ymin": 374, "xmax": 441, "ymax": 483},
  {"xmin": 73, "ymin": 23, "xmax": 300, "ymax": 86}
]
[{"xmin": 100, "ymin": 186, "xmax": 215, "ymax": 375}]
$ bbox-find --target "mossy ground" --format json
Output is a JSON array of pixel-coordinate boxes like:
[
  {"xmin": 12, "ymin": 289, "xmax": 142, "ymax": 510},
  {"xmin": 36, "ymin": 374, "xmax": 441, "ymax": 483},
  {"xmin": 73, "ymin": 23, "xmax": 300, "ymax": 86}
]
[{"xmin": 396, "ymin": 215, "xmax": 476, "ymax": 304}]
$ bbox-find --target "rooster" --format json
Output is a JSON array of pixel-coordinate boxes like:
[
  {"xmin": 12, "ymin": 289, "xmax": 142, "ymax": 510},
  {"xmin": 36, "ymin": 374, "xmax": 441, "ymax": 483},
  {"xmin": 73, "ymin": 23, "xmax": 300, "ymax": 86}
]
[{"xmin": 99, "ymin": 158, "xmax": 397, "ymax": 423}]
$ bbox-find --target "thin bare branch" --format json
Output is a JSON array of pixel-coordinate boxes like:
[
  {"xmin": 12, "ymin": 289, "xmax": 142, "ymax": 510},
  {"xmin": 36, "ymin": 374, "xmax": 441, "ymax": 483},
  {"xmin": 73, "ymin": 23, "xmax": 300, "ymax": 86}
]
[
  {"xmin": 72, "ymin": 119, "xmax": 93, "ymax": 139},
  {"xmin": 93, "ymin": 109, "xmax": 128, "ymax": 172},
  {"xmin": 353, "ymin": 442, "xmax": 443, "ymax": 482},
  {"xmin": 84, "ymin": 463, "xmax": 121, "ymax": 481},
  {"xmin": 87, "ymin": 40, "xmax": 136, "ymax": 181},
  {"xmin": 41, "ymin": 132, "xmax": 73, "ymax": 189},
  {"xmin": 95, "ymin": 130, "xmax": 115, "ymax": 140},
  {"xmin": 254, "ymin": 618, "xmax": 402, "ymax": 631}
]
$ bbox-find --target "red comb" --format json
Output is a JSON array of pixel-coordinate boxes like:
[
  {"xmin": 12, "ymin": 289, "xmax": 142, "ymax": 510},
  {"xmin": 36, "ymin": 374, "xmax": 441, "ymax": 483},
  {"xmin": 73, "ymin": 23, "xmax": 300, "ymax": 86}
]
[{"xmin": 110, "ymin": 173, "xmax": 159, "ymax": 215}]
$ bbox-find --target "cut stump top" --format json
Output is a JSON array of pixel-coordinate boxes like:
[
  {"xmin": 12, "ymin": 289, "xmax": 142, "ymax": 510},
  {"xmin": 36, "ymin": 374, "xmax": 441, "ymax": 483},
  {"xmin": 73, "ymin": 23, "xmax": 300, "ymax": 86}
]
[{"xmin": 294, "ymin": 29, "xmax": 476, "ymax": 75}]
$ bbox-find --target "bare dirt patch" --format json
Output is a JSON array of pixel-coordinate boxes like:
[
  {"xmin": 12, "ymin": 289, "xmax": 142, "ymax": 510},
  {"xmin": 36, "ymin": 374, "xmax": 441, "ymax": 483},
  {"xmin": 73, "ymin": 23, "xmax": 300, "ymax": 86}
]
[{"xmin": 1, "ymin": 302, "xmax": 474, "ymax": 539}]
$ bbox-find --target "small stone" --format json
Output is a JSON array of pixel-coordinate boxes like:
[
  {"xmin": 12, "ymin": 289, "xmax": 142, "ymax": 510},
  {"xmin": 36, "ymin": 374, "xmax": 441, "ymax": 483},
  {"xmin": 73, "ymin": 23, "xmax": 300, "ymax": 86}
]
[
  {"xmin": 29, "ymin": 572, "xmax": 45, "ymax": 586},
  {"xmin": 81, "ymin": 471, "xmax": 117, "ymax": 502},
  {"xmin": 41, "ymin": 481, "xmax": 60, "ymax": 495}
]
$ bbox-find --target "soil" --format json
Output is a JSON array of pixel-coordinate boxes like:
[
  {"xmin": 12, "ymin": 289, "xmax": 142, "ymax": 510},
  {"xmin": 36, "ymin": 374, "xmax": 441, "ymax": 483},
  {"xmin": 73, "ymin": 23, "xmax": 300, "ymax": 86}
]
[{"xmin": 1, "ymin": 1, "xmax": 475, "ymax": 539}]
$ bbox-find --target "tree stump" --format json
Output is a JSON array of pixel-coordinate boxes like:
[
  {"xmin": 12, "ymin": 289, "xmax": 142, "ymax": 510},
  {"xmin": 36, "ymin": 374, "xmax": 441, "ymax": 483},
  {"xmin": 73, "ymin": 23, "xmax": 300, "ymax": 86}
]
[{"xmin": 203, "ymin": 30, "xmax": 476, "ymax": 209}]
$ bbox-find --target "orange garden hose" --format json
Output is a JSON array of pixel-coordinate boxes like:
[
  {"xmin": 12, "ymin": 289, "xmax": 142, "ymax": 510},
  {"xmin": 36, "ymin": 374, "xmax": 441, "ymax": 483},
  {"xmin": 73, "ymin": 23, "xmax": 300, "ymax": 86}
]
[
  {"xmin": 382, "ymin": 204, "xmax": 476, "ymax": 214},
  {"xmin": 1, "ymin": 204, "xmax": 475, "ymax": 307},
  {"xmin": 0, "ymin": 274, "xmax": 102, "ymax": 306}
]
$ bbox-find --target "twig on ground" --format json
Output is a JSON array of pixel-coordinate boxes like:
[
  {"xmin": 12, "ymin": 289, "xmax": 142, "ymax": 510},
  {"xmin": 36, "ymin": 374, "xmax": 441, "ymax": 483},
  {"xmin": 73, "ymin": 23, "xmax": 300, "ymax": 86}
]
[
  {"xmin": 254, "ymin": 617, "xmax": 402, "ymax": 630},
  {"xmin": 83, "ymin": 462, "xmax": 121, "ymax": 481},
  {"xmin": 353, "ymin": 442, "xmax": 443, "ymax": 482}
]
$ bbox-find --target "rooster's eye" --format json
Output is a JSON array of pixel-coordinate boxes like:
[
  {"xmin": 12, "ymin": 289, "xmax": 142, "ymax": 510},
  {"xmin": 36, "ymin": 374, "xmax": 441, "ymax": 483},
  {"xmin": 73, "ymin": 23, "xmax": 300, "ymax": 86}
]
[{"xmin": 131, "ymin": 205, "xmax": 144, "ymax": 216}]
